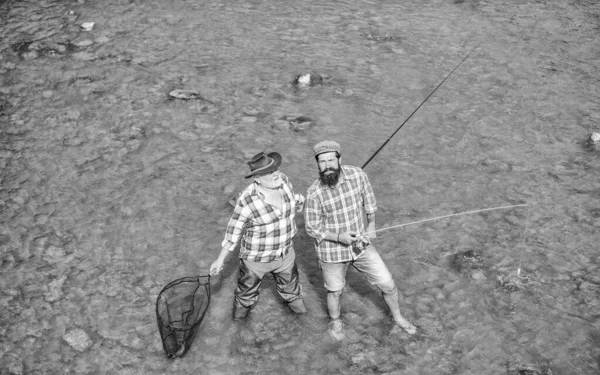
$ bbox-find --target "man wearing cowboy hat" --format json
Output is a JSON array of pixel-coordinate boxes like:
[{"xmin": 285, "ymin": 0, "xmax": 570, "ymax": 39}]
[
  {"xmin": 304, "ymin": 140, "xmax": 416, "ymax": 340},
  {"xmin": 210, "ymin": 151, "xmax": 307, "ymax": 320}
]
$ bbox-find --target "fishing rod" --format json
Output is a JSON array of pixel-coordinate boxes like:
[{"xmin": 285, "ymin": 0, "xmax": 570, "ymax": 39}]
[
  {"xmin": 362, "ymin": 41, "xmax": 482, "ymax": 169},
  {"xmin": 364, "ymin": 203, "xmax": 528, "ymax": 235}
]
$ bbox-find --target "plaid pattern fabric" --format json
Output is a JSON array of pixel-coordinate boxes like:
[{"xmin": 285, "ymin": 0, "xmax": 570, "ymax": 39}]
[
  {"xmin": 222, "ymin": 173, "xmax": 302, "ymax": 262},
  {"xmin": 305, "ymin": 165, "xmax": 377, "ymax": 262}
]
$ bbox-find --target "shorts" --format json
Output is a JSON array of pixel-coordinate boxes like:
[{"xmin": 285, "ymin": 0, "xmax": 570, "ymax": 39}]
[{"xmin": 319, "ymin": 245, "xmax": 393, "ymax": 292}]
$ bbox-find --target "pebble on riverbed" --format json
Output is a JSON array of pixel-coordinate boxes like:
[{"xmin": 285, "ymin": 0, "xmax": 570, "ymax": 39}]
[
  {"xmin": 586, "ymin": 132, "xmax": 600, "ymax": 147},
  {"xmin": 63, "ymin": 328, "xmax": 93, "ymax": 352},
  {"xmin": 168, "ymin": 89, "xmax": 204, "ymax": 100},
  {"xmin": 279, "ymin": 115, "xmax": 315, "ymax": 132},
  {"xmin": 293, "ymin": 73, "xmax": 323, "ymax": 87},
  {"xmin": 80, "ymin": 22, "xmax": 95, "ymax": 31}
]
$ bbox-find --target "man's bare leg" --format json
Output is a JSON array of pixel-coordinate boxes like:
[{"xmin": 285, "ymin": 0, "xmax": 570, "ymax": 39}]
[
  {"xmin": 327, "ymin": 290, "xmax": 345, "ymax": 340},
  {"xmin": 327, "ymin": 290, "xmax": 342, "ymax": 319},
  {"xmin": 379, "ymin": 279, "xmax": 416, "ymax": 334}
]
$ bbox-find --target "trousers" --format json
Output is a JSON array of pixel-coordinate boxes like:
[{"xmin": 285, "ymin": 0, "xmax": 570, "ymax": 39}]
[{"xmin": 234, "ymin": 246, "xmax": 303, "ymax": 313}]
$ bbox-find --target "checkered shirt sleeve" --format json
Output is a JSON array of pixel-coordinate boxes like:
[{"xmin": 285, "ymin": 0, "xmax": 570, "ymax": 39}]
[{"xmin": 305, "ymin": 165, "xmax": 377, "ymax": 262}]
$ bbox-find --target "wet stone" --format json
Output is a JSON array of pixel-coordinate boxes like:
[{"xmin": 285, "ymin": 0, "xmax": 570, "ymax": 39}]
[
  {"xmin": 470, "ymin": 270, "xmax": 487, "ymax": 281},
  {"xmin": 73, "ymin": 40, "xmax": 93, "ymax": 47},
  {"xmin": 587, "ymin": 132, "xmax": 600, "ymax": 145},
  {"xmin": 44, "ymin": 275, "xmax": 67, "ymax": 302},
  {"xmin": 95, "ymin": 36, "xmax": 110, "ymax": 44},
  {"xmin": 168, "ymin": 89, "xmax": 203, "ymax": 100},
  {"xmin": 283, "ymin": 115, "xmax": 314, "ymax": 132},
  {"xmin": 293, "ymin": 73, "xmax": 324, "ymax": 87},
  {"xmin": 63, "ymin": 328, "xmax": 93, "ymax": 352}
]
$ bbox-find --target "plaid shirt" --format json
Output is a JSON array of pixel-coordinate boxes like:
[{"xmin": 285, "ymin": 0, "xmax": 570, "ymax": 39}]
[
  {"xmin": 222, "ymin": 173, "xmax": 303, "ymax": 262},
  {"xmin": 305, "ymin": 165, "xmax": 377, "ymax": 262}
]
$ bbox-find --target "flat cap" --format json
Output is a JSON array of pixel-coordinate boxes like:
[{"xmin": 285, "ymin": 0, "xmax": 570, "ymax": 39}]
[{"xmin": 313, "ymin": 140, "xmax": 340, "ymax": 156}]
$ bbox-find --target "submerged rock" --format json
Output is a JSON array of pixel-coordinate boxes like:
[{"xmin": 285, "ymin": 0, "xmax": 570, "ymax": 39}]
[
  {"xmin": 470, "ymin": 270, "xmax": 487, "ymax": 281},
  {"xmin": 63, "ymin": 328, "xmax": 93, "ymax": 352},
  {"xmin": 586, "ymin": 132, "xmax": 600, "ymax": 146},
  {"xmin": 80, "ymin": 22, "xmax": 95, "ymax": 31},
  {"xmin": 44, "ymin": 275, "xmax": 67, "ymax": 302},
  {"xmin": 168, "ymin": 89, "xmax": 204, "ymax": 100},
  {"xmin": 293, "ymin": 73, "xmax": 323, "ymax": 87},
  {"xmin": 280, "ymin": 115, "xmax": 315, "ymax": 132}
]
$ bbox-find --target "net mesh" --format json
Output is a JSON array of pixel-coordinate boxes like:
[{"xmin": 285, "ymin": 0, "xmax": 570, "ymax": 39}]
[{"xmin": 155, "ymin": 275, "xmax": 211, "ymax": 358}]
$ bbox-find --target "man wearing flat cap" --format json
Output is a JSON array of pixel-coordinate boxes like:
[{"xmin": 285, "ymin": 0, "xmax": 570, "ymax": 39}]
[
  {"xmin": 305, "ymin": 140, "xmax": 416, "ymax": 340},
  {"xmin": 210, "ymin": 151, "xmax": 307, "ymax": 320}
]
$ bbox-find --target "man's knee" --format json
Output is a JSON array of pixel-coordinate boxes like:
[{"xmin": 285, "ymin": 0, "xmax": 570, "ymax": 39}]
[{"xmin": 377, "ymin": 279, "xmax": 396, "ymax": 295}]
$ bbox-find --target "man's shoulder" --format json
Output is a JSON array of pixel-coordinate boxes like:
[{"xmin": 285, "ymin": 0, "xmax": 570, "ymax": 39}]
[
  {"xmin": 236, "ymin": 184, "xmax": 257, "ymax": 203},
  {"xmin": 341, "ymin": 165, "xmax": 364, "ymax": 178}
]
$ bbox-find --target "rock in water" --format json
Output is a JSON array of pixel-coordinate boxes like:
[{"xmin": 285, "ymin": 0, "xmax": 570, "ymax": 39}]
[
  {"xmin": 293, "ymin": 73, "xmax": 323, "ymax": 87},
  {"xmin": 168, "ymin": 89, "xmax": 203, "ymax": 100},
  {"xmin": 80, "ymin": 22, "xmax": 95, "ymax": 31},
  {"xmin": 587, "ymin": 132, "xmax": 600, "ymax": 145},
  {"xmin": 63, "ymin": 328, "xmax": 93, "ymax": 352}
]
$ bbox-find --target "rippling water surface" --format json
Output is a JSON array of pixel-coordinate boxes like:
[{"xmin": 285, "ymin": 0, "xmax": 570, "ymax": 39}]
[{"xmin": 1, "ymin": 0, "xmax": 599, "ymax": 374}]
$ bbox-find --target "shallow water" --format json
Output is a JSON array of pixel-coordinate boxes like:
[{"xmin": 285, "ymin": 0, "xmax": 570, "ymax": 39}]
[{"xmin": 1, "ymin": 0, "xmax": 599, "ymax": 374}]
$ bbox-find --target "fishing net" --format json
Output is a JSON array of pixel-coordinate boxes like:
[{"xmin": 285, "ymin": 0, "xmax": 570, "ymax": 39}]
[{"xmin": 156, "ymin": 275, "xmax": 211, "ymax": 358}]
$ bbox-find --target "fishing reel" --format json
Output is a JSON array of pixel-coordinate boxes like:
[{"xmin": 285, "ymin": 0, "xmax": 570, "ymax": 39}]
[{"xmin": 352, "ymin": 233, "xmax": 371, "ymax": 252}]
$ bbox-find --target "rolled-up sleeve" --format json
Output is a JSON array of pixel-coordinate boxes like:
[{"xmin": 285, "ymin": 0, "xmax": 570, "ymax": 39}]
[
  {"xmin": 304, "ymin": 191, "xmax": 328, "ymax": 243},
  {"xmin": 361, "ymin": 170, "xmax": 377, "ymax": 215},
  {"xmin": 221, "ymin": 199, "xmax": 251, "ymax": 251}
]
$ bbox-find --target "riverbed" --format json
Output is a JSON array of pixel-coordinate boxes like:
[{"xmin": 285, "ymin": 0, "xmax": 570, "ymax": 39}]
[{"xmin": 1, "ymin": 0, "xmax": 599, "ymax": 374}]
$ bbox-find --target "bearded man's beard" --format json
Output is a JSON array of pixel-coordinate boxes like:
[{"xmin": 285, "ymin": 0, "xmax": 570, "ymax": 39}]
[{"xmin": 319, "ymin": 167, "xmax": 340, "ymax": 187}]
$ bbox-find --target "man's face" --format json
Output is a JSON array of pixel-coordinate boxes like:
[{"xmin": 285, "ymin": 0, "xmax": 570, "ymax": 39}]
[
  {"xmin": 317, "ymin": 152, "xmax": 341, "ymax": 187},
  {"xmin": 255, "ymin": 170, "xmax": 283, "ymax": 189}
]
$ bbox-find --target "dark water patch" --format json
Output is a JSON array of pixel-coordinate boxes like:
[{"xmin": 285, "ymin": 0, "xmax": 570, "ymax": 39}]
[
  {"xmin": 72, "ymin": 75, "xmax": 94, "ymax": 84},
  {"xmin": 448, "ymin": 249, "xmax": 483, "ymax": 273},
  {"xmin": 0, "ymin": 96, "xmax": 14, "ymax": 116},
  {"xmin": 506, "ymin": 360, "xmax": 554, "ymax": 375},
  {"xmin": 11, "ymin": 40, "xmax": 33, "ymax": 52},
  {"xmin": 360, "ymin": 30, "xmax": 399, "ymax": 43}
]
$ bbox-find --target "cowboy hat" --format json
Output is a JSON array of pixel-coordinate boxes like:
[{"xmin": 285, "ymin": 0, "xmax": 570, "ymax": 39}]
[{"xmin": 244, "ymin": 152, "xmax": 282, "ymax": 179}]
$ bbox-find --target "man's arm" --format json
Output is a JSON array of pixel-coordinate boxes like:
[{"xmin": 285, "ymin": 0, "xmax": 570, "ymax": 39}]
[
  {"xmin": 209, "ymin": 247, "xmax": 231, "ymax": 275},
  {"xmin": 362, "ymin": 170, "xmax": 377, "ymax": 239},
  {"xmin": 210, "ymin": 198, "xmax": 249, "ymax": 275},
  {"xmin": 304, "ymin": 191, "xmax": 328, "ymax": 243}
]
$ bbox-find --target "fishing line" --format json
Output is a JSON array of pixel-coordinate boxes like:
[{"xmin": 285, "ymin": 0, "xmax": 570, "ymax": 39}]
[
  {"xmin": 365, "ymin": 203, "xmax": 528, "ymax": 234},
  {"xmin": 362, "ymin": 41, "xmax": 482, "ymax": 169},
  {"xmin": 364, "ymin": 203, "xmax": 532, "ymax": 276},
  {"xmin": 516, "ymin": 204, "xmax": 531, "ymax": 276}
]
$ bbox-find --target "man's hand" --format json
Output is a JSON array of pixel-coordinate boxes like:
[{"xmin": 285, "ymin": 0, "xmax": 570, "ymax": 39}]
[
  {"xmin": 338, "ymin": 232, "xmax": 357, "ymax": 245},
  {"xmin": 365, "ymin": 222, "xmax": 377, "ymax": 240},
  {"xmin": 209, "ymin": 259, "xmax": 224, "ymax": 276}
]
